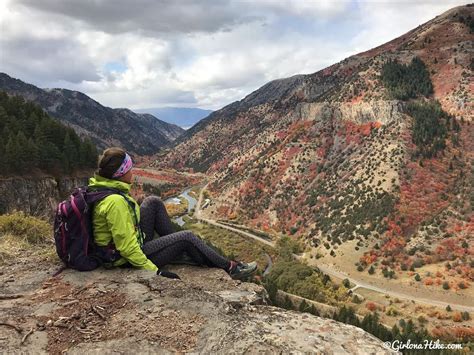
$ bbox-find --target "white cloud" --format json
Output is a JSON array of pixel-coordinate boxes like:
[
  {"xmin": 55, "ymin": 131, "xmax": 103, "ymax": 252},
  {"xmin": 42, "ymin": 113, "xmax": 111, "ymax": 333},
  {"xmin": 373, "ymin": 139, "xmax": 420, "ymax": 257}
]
[
  {"xmin": 351, "ymin": 0, "xmax": 467, "ymax": 53},
  {"xmin": 260, "ymin": 0, "xmax": 351, "ymax": 18},
  {"xmin": 0, "ymin": 0, "xmax": 468, "ymax": 110},
  {"xmin": 14, "ymin": 0, "xmax": 260, "ymax": 34},
  {"xmin": 0, "ymin": 0, "xmax": 100, "ymax": 85}
]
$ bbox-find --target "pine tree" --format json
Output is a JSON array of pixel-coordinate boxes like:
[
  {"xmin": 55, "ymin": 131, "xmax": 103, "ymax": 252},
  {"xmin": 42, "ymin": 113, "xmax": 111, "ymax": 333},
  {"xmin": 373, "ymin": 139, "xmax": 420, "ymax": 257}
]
[
  {"xmin": 264, "ymin": 279, "xmax": 278, "ymax": 303},
  {"xmin": 42, "ymin": 142, "xmax": 62, "ymax": 171},
  {"xmin": 391, "ymin": 324, "xmax": 400, "ymax": 339},
  {"xmin": 63, "ymin": 132, "xmax": 77, "ymax": 173},
  {"xmin": 5, "ymin": 134, "xmax": 20, "ymax": 171},
  {"xmin": 16, "ymin": 131, "xmax": 29, "ymax": 172},
  {"xmin": 0, "ymin": 138, "xmax": 5, "ymax": 172},
  {"xmin": 25, "ymin": 112, "xmax": 39, "ymax": 137},
  {"xmin": 308, "ymin": 304, "xmax": 320, "ymax": 316},
  {"xmin": 0, "ymin": 106, "xmax": 8, "ymax": 132},
  {"xmin": 80, "ymin": 138, "xmax": 98, "ymax": 168},
  {"xmin": 25, "ymin": 138, "xmax": 39, "ymax": 168},
  {"xmin": 299, "ymin": 299, "xmax": 309, "ymax": 312},
  {"xmin": 283, "ymin": 295, "xmax": 293, "ymax": 310}
]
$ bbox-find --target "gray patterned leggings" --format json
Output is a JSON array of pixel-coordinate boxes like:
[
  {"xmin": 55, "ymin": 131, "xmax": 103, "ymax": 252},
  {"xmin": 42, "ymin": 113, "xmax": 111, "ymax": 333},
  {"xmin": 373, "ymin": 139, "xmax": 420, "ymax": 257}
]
[{"xmin": 139, "ymin": 196, "xmax": 230, "ymax": 270}]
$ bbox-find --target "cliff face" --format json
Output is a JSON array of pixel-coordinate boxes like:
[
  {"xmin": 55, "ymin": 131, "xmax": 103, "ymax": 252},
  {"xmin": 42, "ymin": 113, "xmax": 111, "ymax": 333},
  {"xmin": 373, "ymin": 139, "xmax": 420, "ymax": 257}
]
[
  {"xmin": 0, "ymin": 176, "xmax": 89, "ymax": 218},
  {"xmin": 0, "ymin": 261, "xmax": 394, "ymax": 354}
]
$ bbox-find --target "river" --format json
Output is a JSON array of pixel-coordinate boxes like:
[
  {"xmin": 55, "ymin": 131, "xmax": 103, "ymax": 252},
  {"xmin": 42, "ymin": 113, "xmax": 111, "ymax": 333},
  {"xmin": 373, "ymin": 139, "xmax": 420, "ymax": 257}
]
[
  {"xmin": 166, "ymin": 185, "xmax": 273, "ymax": 274},
  {"xmin": 164, "ymin": 187, "xmax": 198, "ymax": 226}
]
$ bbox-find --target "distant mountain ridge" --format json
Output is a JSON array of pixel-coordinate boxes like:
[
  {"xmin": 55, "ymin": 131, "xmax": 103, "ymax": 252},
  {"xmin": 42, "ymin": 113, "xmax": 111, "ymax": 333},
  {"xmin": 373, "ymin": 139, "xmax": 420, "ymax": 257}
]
[
  {"xmin": 134, "ymin": 107, "xmax": 213, "ymax": 129},
  {"xmin": 0, "ymin": 73, "xmax": 185, "ymax": 155}
]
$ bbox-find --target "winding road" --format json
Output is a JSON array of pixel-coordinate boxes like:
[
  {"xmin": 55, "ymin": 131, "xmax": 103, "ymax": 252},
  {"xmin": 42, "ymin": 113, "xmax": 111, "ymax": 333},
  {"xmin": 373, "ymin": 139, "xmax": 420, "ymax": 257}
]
[{"xmin": 193, "ymin": 183, "xmax": 474, "ymax": 313}]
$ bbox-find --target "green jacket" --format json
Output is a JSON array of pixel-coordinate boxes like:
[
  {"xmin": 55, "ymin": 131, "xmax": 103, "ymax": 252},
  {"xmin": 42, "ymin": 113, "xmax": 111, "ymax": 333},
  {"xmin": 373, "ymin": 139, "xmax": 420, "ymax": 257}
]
[{"xmin": 88, "ymin": 174, "xmax": 158, "ymax": 271}]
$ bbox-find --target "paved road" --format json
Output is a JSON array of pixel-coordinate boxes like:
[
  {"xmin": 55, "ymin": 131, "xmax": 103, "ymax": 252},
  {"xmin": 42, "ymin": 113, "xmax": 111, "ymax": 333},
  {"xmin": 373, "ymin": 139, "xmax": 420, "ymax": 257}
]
[
  {"xmin": 314, "ymin": 264, "xmax": 474, "ymax": 313},
  {"xmin": 194, "ymin": 184, "xmax": 474, "ymax": 313}
]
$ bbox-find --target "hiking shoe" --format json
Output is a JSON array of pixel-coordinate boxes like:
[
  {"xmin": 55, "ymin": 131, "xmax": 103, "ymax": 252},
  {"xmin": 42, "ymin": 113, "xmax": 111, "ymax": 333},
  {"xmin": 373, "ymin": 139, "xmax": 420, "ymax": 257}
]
[{"xmin": 229, "ymin": 261, "xmax": 257, "ymax": 280}]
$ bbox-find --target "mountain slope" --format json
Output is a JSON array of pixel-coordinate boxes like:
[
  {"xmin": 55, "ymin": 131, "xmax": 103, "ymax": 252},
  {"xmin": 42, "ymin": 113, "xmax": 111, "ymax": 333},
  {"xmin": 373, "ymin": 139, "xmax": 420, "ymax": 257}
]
[
  {"xmin": 0, "ymin": 73, "xmax": 185, "ymax": 155},
  {"xmin": 153, "ymin": 4, "xmax": 473, "ymax": 281}
]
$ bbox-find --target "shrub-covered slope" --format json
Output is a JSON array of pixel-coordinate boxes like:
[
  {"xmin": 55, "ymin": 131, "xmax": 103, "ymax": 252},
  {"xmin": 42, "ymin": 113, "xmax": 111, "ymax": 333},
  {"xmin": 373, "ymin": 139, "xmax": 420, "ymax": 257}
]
[{"xmin": 152, "ymin": 5, "xmax": 473, "ymax": 278}]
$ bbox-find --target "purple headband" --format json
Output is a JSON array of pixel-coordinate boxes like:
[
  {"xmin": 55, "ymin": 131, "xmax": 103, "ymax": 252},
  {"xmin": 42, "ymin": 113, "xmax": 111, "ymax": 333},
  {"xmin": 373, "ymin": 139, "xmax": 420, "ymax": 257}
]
[{"xmin": 112, "ymin": 153, "xmax": 133, "ymax": 179}]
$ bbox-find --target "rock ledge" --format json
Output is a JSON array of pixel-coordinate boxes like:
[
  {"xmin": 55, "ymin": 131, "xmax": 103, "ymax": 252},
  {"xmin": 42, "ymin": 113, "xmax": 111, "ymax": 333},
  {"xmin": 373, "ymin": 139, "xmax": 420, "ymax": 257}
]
[{"xmin": 0, "ymin": 264, "xmax": 395, "ymax": 354}]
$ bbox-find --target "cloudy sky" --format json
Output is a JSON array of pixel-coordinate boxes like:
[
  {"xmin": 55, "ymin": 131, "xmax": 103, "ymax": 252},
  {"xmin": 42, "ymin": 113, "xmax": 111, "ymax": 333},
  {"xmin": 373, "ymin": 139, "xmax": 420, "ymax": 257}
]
[{"xmin": 0, "ymin": 0, "xmax": 468, "ymax": 110}]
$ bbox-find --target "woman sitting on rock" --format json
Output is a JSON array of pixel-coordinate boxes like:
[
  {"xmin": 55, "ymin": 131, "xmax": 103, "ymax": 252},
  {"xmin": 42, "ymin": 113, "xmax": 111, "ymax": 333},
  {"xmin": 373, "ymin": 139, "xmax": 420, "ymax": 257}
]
[{"xmin": 88, "ymin": 147, "xmax": 257, "ymax": 280}]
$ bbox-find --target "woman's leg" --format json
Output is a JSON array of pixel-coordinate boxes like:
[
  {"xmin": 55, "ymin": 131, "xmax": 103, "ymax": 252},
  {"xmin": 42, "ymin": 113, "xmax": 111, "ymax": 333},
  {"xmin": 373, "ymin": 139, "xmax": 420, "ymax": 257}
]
[
  {"xmin": 140, "ymin": 196, "xmax": 175, "ymax": 243},
  {"xmin": 146, "ymin": 240, "xmax": 207, "ymax": 268},
  {"xmin": 142, "ymin": 230, "xmax": 230, "ymax": 270}
]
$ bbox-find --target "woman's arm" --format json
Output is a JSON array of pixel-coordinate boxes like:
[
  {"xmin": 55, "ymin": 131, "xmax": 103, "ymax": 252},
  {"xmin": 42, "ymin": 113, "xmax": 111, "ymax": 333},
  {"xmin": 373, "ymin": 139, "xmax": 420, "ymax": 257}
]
[{"xmin": 104, "ymin": 195, "xmax": 158, "ymax": 271}]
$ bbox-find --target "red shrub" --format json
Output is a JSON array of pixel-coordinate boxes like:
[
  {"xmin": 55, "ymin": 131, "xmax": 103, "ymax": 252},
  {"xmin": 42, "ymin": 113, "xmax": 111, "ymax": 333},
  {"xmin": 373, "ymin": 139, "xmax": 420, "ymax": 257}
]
[{"xmin": 366, "ymin": 302, "xmax": 378, "ymax": 311}]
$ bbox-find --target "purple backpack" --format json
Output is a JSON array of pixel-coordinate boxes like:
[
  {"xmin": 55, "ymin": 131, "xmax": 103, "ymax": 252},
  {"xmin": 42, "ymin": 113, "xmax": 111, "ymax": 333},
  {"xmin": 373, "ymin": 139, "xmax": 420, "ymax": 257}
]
[{"xmin": 53, "ymin": 187, "xmax": 120, "ymax": 271}]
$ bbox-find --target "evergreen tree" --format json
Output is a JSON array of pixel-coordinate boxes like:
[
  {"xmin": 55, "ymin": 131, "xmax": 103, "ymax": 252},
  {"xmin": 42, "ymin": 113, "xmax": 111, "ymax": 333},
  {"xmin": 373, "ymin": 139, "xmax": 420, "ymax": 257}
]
[
  {"xmin": 5, "ymin": 135, "xmax": 20, "ymax": 172},
  {"xmin": 308, "ymin": 304, "xmax": 320, "ymax": 316},
  {"xmin": 63, "ymin": 132, "xmax": 77, "ymax": 173},
  {"xmin": 0, "ymin": 106, "xmax": 8, "ymax": 132},
  {"xmin": 299, "ymin": 299, "xmax": 309, "ymax": 312},
  {"xmin": 25, "ymin": 138, "xmax": 39, "ymax": 168},
  {"xmin": 263, "ymin": 279, "xmax": 278, "ymax": 304},
  {"xmin": 80, "ymin": 138, "xmax": 98, "ymax": 168},
  {"xmin": 283, "ymin": 295, "xmax": 294, "ymax": 310},
  {"xmin": 15, "ymin": 131, "xmax": 29, "ymax": 172},
  {"xmin": 25, "ymin": 112, "xmax": 38, "ymax": 136},
  {"xmin": 391, "ymin": 324, "xmax": 400, "ymax": 340},
  {"xmin": 42, "ymin": 142, "xmax": 62, "ymax": 171},
  {"xmin": 333, "ymin": 306, "xmax": 359, "ymax": 326},
  {"xmin": 0, "ymin": 142, "xmax": 4, "ymax": 172}
]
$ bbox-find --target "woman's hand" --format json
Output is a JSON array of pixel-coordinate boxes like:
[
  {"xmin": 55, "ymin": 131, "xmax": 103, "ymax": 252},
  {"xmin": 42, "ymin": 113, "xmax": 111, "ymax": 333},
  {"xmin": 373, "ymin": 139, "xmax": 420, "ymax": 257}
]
[{"xmin": 157, "ymin": 270, "xmax": 181, "ymax": 280}]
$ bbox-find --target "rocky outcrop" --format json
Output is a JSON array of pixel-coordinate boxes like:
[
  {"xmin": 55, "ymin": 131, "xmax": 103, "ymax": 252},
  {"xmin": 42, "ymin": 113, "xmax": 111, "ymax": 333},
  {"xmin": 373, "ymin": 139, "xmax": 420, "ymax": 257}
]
[
  {"xmin": 0, "ymin": 176, "xmax": 88, "ymax": 218},
  {"xmin": 0, "ymin": 73, "xmax": 185, "ymax": 155},
  {"xmin": 295, "ymin": 100, "xmax": 404, "ymax": 125},
  {"xmin": 0, "ymin": 261, "xmax": 395, "ymax": 354}
]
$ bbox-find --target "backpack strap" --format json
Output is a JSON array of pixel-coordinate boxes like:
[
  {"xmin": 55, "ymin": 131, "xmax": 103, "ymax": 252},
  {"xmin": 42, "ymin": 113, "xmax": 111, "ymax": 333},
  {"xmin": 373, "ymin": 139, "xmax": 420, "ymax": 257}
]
[{"xmin": 111, "ymin": 190, "xmax": 144, "ymax": 244}]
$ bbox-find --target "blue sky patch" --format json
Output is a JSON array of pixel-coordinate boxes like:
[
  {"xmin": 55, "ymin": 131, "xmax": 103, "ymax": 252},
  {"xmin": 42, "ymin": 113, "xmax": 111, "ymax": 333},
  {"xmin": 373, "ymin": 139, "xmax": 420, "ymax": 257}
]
[{"xmin": 104, "ymin": 61, "xmax": 127, "ymax": 73}]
